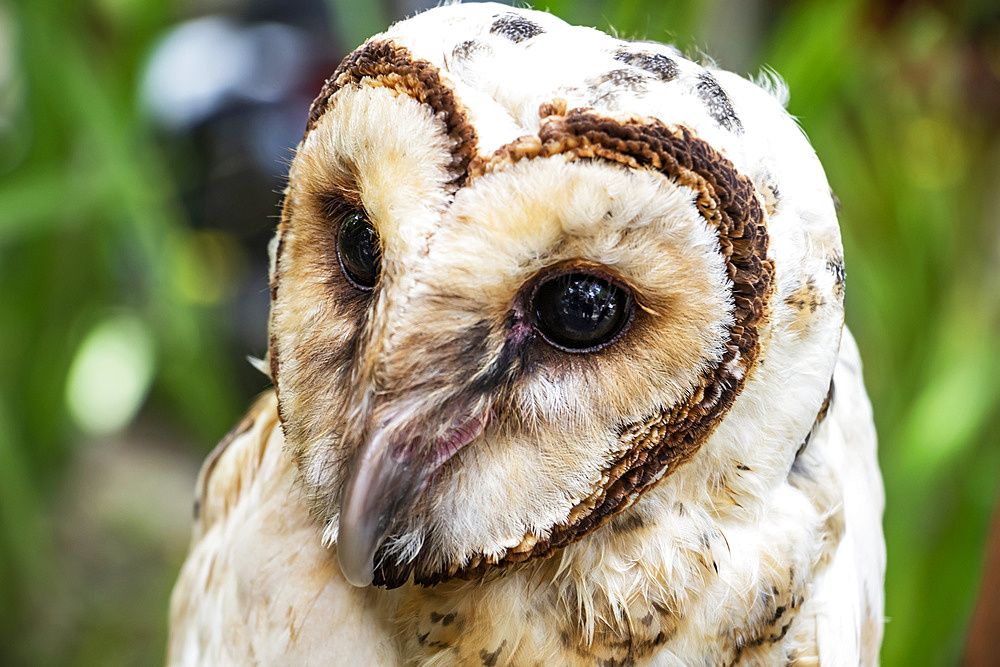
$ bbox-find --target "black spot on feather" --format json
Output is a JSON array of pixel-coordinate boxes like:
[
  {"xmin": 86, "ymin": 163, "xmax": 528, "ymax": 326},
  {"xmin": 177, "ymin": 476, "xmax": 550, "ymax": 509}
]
[
  {"xmin": 490, "ymin": 14, "xmax": 543, "ymax": 43},
  {"xmin": 592, "ymin": 68, "xmax": 650, "ymax": 92},
  {"xmin": 452, "ymin": 39, "xmax": 487, "ymax": 61},
  {"xmin": 827, "ymin": 256, "xmax": 846, "ymax": 293},
  {"xmin": 695, "ymin": 73, "xmax": 742, "ymax": 133},
  {"xmin": 611, "ymin": 511, "xmax": 646, "ymax": 534},
  {"xmin": 614, "ymin": 50, "xmax": 678, "ymax": 81},
  {"xmin": 479, "ymin": 640, "xmax": 507, "ymax": 666}
]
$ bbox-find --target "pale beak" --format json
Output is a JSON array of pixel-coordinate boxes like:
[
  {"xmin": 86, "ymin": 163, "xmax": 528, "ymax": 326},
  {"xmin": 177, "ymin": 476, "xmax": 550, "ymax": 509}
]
[{"xmin": 336, "ymin": 410, "xmax": 487, "ymax": 587}]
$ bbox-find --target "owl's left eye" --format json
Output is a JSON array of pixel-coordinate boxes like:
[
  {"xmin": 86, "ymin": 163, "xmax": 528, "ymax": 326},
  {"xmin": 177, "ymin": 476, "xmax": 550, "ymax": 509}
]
[{"xmin": 337, "ymin": 211, "xmax": 381, "ymax": 289}]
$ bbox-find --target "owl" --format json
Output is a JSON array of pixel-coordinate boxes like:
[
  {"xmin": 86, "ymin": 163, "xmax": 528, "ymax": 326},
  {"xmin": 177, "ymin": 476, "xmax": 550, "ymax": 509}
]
[{"xmin": 168, "ymin": 3, "xmax": 885, "ymax": 665}]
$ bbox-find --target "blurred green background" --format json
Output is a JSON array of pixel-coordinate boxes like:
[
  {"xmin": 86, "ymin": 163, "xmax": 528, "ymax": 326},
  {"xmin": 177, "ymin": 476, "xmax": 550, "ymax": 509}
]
[{"xmin": 1, "ymin": 0, "xmax": 998, "ymax": 664}]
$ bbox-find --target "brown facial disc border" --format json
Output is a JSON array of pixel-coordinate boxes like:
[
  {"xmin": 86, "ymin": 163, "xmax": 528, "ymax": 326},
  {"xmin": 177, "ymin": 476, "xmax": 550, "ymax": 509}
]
[
  {"xmin": 303, "ymin": 39, "xmax": 478, "ymax": 191},
  {"xmin": 406, "ymin": 102, "xmax": 775, "ymax": 586},
  {"xmin": 270, "ymin": 40, "xmax": 479, "ymax": 422},
  {"xmin": 291, "ymin": 41, "xmax": 773, "ymax": 587}
]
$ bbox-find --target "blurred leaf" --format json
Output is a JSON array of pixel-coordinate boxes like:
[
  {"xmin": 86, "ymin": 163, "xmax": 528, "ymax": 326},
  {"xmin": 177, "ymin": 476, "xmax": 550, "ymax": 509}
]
[{"xmin": 65, "ymin": 313, "xmax": 156, "ymax": 436}]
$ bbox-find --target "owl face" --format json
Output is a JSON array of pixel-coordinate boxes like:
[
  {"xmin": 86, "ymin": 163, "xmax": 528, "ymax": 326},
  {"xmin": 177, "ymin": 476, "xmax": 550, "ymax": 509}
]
[{"xmin": 269, "ymin": 3, "xmax": 844, "ymax": 589}]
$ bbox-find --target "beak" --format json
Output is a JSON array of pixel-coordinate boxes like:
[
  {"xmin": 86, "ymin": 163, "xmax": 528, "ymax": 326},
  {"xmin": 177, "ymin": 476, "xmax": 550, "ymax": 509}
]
[
  {"xmin": 337, "ymin": 427, "xmax": 415, "ymax": 587},
  {"xmin": 336, "ymin": 409, "xmax": 487, "ymax": 587}
]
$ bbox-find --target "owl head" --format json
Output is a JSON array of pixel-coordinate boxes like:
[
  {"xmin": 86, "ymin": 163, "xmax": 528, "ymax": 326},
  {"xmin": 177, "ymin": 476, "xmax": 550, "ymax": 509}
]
[{"xmin": 268, "ymin": 3, "xmax": 846, "ymax": 588}]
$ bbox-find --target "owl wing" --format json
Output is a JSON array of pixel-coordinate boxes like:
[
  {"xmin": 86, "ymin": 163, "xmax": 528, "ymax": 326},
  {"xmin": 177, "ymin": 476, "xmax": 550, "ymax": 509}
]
[
  {"xmin": 792, "ymin": 328, "xmax": 885, "ymax": 666},
  {"xmin": 167, "ymin": 392, "xmax": 395, "ymax": 666}
]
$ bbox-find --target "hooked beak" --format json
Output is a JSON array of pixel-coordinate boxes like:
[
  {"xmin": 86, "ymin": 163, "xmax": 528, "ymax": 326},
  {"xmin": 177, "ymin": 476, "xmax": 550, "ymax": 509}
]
[{"xmin": 336, "ymin": 410, "xmax": 487, "ymax": 587}]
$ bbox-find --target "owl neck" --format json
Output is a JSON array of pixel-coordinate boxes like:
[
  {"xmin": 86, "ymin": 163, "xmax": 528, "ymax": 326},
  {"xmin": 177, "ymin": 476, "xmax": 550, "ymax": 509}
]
[{"xmin": 381, "ymin": 464, "xmax": 837, "ymax": 665}]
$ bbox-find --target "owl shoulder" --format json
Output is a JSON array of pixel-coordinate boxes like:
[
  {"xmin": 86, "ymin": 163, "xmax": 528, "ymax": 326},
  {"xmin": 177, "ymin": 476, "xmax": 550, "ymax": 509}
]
[
  {"xmin": 190, "ymin": 391, "xmax": 281, "ymax": 537},
  {"xmin": 168, "ymin": 391, "xmax": 396, "ymax": 665},
  {"xmin": 787, "ymin": 328, "xmax": 885, "ymax": 666}
]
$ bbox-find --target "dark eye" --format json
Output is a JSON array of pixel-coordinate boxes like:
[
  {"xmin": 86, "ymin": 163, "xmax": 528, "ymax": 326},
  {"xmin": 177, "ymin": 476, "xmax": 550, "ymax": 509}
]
[
  {"xmin": 532, "ymin": 272, "xmax": 633, "ymax": 352},
  {"xmin": 337, "ymin": 210, "xmax": 381, "ymax": 289}
]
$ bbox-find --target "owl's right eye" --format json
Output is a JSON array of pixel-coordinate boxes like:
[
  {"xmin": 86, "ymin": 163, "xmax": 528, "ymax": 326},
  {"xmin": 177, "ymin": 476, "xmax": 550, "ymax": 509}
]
[
  {"xmin": 337, "ymin": 211, "xmax": 381, "ymax": 290},
  {"xmin": 531, "ymin": 271, "xmax": 634, "ymax": 352}
]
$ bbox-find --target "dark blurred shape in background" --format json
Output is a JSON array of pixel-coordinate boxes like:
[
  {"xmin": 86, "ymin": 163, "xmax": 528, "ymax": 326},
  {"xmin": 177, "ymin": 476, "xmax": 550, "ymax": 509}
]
[{"xmin": 0, "ymin": 0, "xmax": 997, "ymax": 664}]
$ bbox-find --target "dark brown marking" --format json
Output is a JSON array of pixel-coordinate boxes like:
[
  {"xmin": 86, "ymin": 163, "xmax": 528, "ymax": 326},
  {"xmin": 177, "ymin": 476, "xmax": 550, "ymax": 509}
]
[
  {"xmin": 490, "ymin": 13, "xmax": 544, "ymax": 42},
  {"xmin": 614, "ymin": 50, "xmax": 678, "ymax": 81},
  {"xmin": 479, "ymin": 639, "xmax": 507, "ymax": 666},
  {"xmin": 827, "ymin": 256, "xmax": 846, "ymax": 299},
  {"xmin": 815, "ymin": 379, "xmax": 834, "ymax": 426},
  {"xmin": 785, "ymin": 278, "xmax": 824, "ymax": 314},
  {"xmin": 695, "ymin": 73, "xmax": 743, "ymax": 133},
  {"xmin": 318, "ymin": 183, "xmax": 365, "ymax": 221},
  {"xmin": 558, "ymin": 591, "xmax": 680, "ymax": 663},
  {"xmin": 728, "ymin": 592, "xmax": 803, "ymax": 666},
  {"xmin": 452, "ymin": 39, "xmax": 488, "ymax": 60},
  {"xmin": 611, "ymin": 511, "xmax": 646, "ymax": 534},
  {"xmin": 303, "ymin": 40, "xmax": 478, "ymax": 191},
  {"xmin": 590, "ymin": 68, "xmax": 650, "ymax": 93},
  {"xmin": 421, "ymin": 637, "xmax": 453, "ymax": 650},
  {"xmin": 791, "ymin": 377, "xmax": 834, "ymax": 473}
]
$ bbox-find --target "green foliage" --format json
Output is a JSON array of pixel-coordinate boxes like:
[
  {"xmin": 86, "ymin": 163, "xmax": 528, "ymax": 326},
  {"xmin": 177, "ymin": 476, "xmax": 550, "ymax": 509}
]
[
  {"xmin": 1, "ymin": 0, "xmax": 245, "ymax": 661},
  {"xmin": 1, "ymin": 0, "xmax": 997, "ymax": 664},
  {"xmin": 760, "ymin": 5, "xmax": 1000, "ymax": 664}
]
